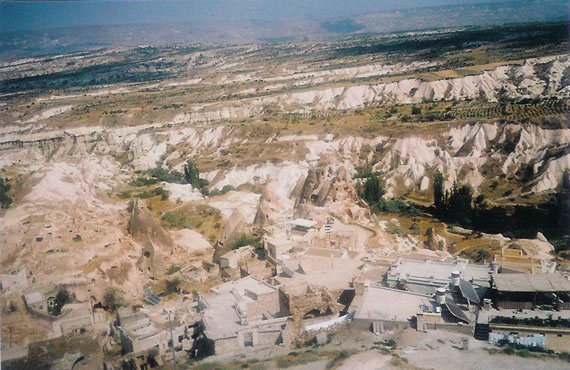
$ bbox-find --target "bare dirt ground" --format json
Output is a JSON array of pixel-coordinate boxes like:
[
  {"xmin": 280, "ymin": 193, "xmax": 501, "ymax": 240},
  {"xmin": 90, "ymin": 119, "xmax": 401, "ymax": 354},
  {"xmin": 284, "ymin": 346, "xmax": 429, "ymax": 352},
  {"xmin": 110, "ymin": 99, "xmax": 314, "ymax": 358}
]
[
  {"xmin": 394, "ymin": 328, "xmax": 570, "ymax": 370},
  {"xmin": 279, "ymin": 327, "xmax": 570, "ymax": 370}
]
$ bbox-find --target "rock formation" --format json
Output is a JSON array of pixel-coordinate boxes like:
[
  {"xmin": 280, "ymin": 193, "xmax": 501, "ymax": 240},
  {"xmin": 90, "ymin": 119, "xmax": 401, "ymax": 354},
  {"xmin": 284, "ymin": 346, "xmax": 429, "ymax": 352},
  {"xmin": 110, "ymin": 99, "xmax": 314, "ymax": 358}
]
[{"xmin": 128, "ymin": 200, "xmax": 173, "ymax": 275}]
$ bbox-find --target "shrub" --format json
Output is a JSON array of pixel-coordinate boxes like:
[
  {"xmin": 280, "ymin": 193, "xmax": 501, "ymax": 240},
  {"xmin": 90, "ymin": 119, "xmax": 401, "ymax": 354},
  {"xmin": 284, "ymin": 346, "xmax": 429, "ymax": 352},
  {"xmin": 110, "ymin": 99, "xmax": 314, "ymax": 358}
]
[
  {"xmin": 326, "ymin": 350, "xmax": 353, "ymax": 369},
  {"xmin": 229, "ymin": 233, "xmax": 262, "ymax": 250},
  {"xmin": 103, "ymin": 288, "xmax": 122, "ymax": 312},
  {"xmin": 386, "ymin": 226, "xmax": 406, "ymax": 237},
  {"xmin": 129, "ymin": 177, "xmax": 159, "ymax": 187},
  {"xmin": 503, "ymin": 346, "xmax": 515, "ymax": 355},
  {"xmin": 118, "ymin": 190, "xmax": 132, "ymax": 199},
  {"xmin": 166, "ymin": 278, "xmax": 181, "ymax": 294},
  {"xmin": 208, "ymin": 189, "xmax": 222, "ymax": 197},
  {"xmin": 409, "ymin": 222, "xmax": 420, "ymax": 234},
  {"xmin": 135, "ymin": 191, "xmax": 152, "ymax": 199},
  {"xmin": 221, "ymin": 185, "xmax": 236, "ymax": 194},
  {"xmin": 153, "ymin": 187, "xmax": 169, "ymax": 200},
  {"xmin": 143, "ymin": 167, "xmax": 184, "ymax": 184},
  {"xmin": 167, "ymin": 264, "xmax": 181, "ymax": 275}
]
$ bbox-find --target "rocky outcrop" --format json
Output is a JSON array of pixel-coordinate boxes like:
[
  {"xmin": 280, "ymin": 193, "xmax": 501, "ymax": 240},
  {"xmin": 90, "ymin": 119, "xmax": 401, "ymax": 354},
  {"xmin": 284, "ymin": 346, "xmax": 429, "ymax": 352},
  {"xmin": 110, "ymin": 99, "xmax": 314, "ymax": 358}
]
[
  {"xmin": 424, "ymin": 227, "xmax": 446, "ymax": 251},
  {"xmin": 292, "ymin": 168, "xmax": 322, "ymax": 208},
  {"xmin": 252, "ymin": 55, "xmax": 570, "ymax": 112},
  {"xmin": 253, "ymin": 190, "xmax": 272, "ymax": 227},
  {"xmin": 292, "ymin": 166, "xmax": 358, "ymax": 208},
  {"xmin": 128, "ymin": 200, "xmax": 173, "ymax": 275},
  {"xmin": 219, "ymin": 209, "xmax": 247, "ymax": 245}
]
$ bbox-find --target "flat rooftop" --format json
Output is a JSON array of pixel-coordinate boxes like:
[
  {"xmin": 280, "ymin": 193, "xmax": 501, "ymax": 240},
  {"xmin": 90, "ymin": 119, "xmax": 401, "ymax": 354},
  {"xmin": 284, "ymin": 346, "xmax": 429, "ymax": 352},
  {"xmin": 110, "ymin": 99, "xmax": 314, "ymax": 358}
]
[
  {"xmin": 202, "ymin": 276, "xmax": 279, "ymax": 340},
  {"xmin": 387, "ymin": 258, "xmax": 493, "ymax": 287},
  {"xmin": 478, "ymin": 308, "xmax": 570, "ymax": 325},
  {"xmin": 123, "ymin": 318, "xmax": 162, "ymax": 341},
  {"xmin": 220, "ymin": 245, "xmax": 253, "ymax": 260},
  {"xmin": 24, "ymin": 291, "xmax": 44, "ymax": 305},
  {"xmin": 278, "ymin": 252, "xmax": 360, "ymax": 290},
  {"xmin": 354, "ymin": 286, "xmax": 436, "ymax": 322},
  {"xmin": 211, "ymin": 275, "xmax": 277, "ymax": 296},
  {"xmin": 492, "ymin": 273, "xmax": 570, "ymax": 292},
  {"xmin": 266, "ymin": 236, "xmax": 292, "ymax": 247},
  {"xmin": 201, "ymin": 291, "xmax": 241, "ymax": 340}
]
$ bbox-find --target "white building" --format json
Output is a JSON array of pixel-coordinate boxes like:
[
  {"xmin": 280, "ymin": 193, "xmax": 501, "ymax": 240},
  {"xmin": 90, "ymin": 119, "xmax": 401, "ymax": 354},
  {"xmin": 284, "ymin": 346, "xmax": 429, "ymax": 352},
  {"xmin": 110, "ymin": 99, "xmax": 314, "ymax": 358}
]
[
  {"xmin": 23, "ymin": 291, "xmax": 47, "ymax": 314},
  {"xmin": 120, "ymin": 316, "xmax": 167, "ymax": 354},
  {"xmin": 386, "ymin": 256, "xmax": 497, "ymax": 295},
  {"xmin": 196, "ymin": 276, "xmax": 290, "ymax": 355},
  {"xmin": 265, "ymin": 236, "xmax": 292, "ymax": 261},
  {"xmin": 219, "ymin": 246, "xmax": 254, "ymax": 269}
]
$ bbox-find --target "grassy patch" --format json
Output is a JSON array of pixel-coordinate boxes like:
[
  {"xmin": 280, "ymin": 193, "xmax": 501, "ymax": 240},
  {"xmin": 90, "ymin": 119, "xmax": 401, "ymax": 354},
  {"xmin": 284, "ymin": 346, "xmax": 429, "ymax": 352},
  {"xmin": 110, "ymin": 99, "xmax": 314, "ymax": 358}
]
[
  {"xmin": 166, "ymin": 264, "xmax": 182, "ymax": 275},
  {"xmin": 390, "ymin": 354, "xmax": 408, "ymax": 366},
  {"xmin": 326, "ymin": 349, "xmax": 359, "ymax": 369},
  {"xmin": 228, "ymin": 233, "xmax": 262, "ymax": 250},
  {"xmin": 130, "ymin": 176, "xmax": 160, "ymax": 187},
  {"xmin": 185, "ymin": 359, "xmax": 265, "ymax": 370},
  {"xmin": 485, "ymin": 345, "xmax": 570, "ymax": 361},
  {"xmin": 275, "ymin": 350, "xmax": 323, "ymax": 368},
  {"xmin": 117, "ymin": 190, "xmax": 132, "ymax": 199},
  {"xmin": 161, "ymin": 204, "xmax": 222, "ymax": 243}
]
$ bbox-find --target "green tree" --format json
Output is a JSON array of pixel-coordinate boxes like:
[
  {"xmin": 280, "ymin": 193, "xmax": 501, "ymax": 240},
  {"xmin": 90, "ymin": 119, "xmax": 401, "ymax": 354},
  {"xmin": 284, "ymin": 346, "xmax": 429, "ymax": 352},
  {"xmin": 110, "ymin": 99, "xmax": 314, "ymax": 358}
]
[
  {"xmin": 474, "ymin": 194, "xmax": 486, "ymax": 210},
  {"xmin": 51, "ymin": 288, "xmax": 72, "ymax": 316},
  {"xmin": 361, "ymin": 176, "xmax": 385, "ymax": 206},
  {"xmin": 183, "ymin": 161, "xmax": 200, "ymax": 188},
  {"xmin": 447, "ymin": 182, "xmax": 474, "ymax": 224},
  {"xmin": 0, "ymin": 177, "xmax": 13, "ymax": 209},
  {"xmin": 433, "ymin": 170, "xmax": 444, "ymax": 213}
]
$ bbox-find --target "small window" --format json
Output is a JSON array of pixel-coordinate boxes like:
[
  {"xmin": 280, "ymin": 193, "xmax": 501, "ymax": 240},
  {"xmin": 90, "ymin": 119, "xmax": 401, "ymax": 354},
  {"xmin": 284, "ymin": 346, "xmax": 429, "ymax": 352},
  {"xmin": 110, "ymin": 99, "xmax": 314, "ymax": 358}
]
[
  {"xmin": 558, "ymin": 334, "xmax": 563, "ymax": 337},
  {"xmin": 178, "ymin": 335, "xmax": 184, "ymax": 343}
]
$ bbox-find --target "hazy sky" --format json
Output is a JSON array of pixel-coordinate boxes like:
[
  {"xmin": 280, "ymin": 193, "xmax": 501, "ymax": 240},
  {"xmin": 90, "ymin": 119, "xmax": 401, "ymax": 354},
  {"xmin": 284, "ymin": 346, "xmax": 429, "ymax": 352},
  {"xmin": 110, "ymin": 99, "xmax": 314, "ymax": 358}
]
[{"xmin": 1, "ymin": 0, "xmax": 529, "ymax": 32}]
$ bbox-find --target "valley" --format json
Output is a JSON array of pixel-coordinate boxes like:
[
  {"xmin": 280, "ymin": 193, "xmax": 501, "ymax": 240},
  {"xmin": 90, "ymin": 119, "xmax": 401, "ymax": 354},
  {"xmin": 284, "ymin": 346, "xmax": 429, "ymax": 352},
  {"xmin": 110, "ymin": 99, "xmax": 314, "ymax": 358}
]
[{"xmin": 1, "ymin": 21, "xmax": 569, "ymax": 370}]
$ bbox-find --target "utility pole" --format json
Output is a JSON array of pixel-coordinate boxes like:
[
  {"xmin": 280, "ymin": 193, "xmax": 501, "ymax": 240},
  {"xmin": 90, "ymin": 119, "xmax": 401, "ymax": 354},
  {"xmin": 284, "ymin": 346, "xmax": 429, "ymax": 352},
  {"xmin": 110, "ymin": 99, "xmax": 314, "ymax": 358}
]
[{"xmin": 164, "ymin": 309, "xmax": 176, "ymax": 370}]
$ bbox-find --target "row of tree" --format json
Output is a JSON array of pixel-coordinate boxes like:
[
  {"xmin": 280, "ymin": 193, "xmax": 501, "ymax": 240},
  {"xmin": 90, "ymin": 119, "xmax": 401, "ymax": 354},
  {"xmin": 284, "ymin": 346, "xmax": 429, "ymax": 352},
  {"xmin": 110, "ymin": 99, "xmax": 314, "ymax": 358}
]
[
  {"xmin": 433, "ymin": 171, "xmax": 476, "ymax": 224},
  {"xmin": 432, "ymin": 170, "xmax": 569, "ymax": 246}
]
